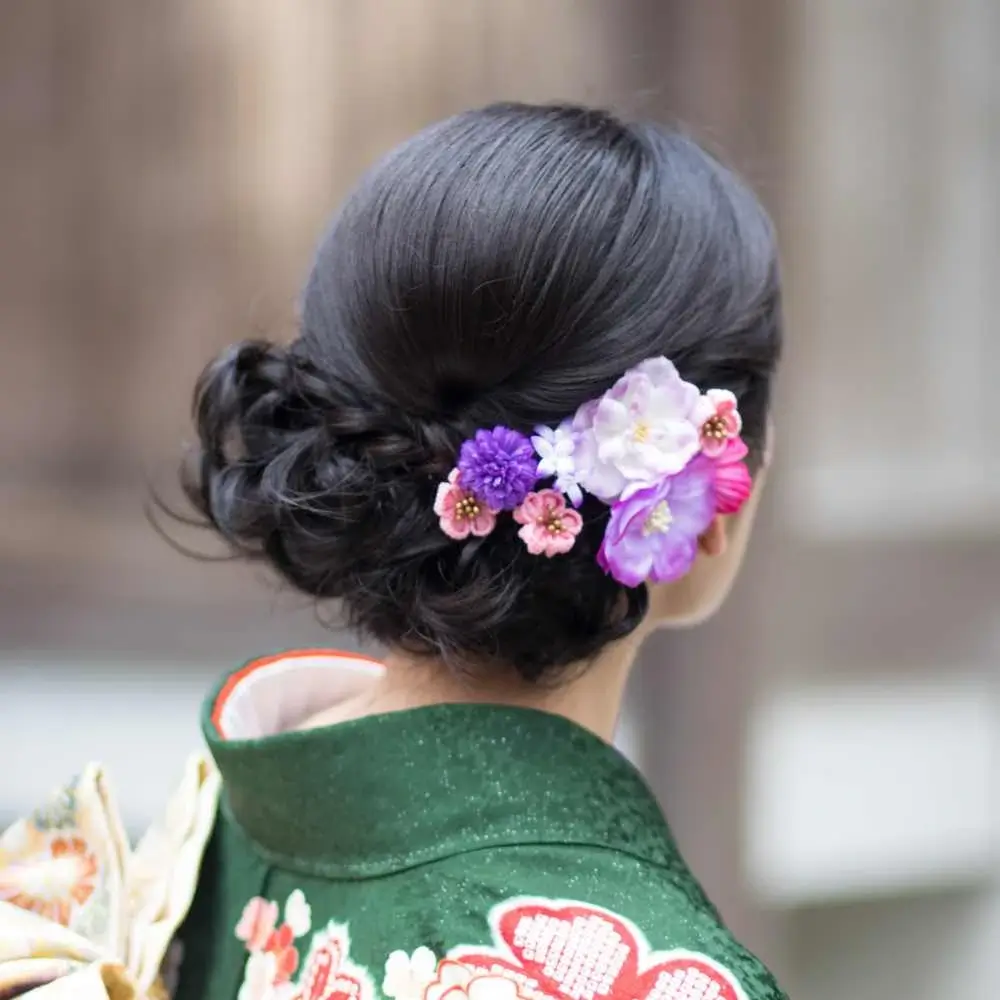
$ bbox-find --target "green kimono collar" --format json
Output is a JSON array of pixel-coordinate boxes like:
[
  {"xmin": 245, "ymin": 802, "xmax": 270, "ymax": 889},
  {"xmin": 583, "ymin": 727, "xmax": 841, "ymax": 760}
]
[{"xmin": 204, "ymin": 650, "xmax": 681, "ymax": 880}]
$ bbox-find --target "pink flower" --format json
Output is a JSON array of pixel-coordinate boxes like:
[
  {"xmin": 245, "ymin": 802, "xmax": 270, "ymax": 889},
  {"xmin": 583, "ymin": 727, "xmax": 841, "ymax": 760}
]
[
  {"xmin": 712, "ymin": 437, "xmax": 753, "ymax": 515},
  {"xmin": 693, "ymin": 389, "xmax": 743, "ymax": 458},
  {"xmin": 434, "ymin": 470, "xmax": 497, "ymax": 540},
  {"xmin": 236, "ymin": 897, "xmax": 279, "ymax": 953},
  {"xmin": 513, "ymin": 490, "xmax": 583, "ymax": 556}
]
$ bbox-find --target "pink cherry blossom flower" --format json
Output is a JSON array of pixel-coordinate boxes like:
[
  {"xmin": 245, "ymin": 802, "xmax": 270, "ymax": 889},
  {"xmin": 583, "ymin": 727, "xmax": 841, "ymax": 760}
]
[
  {"xmin": 693, "ymin": 388, "xmax": 743, "ymax": 458},
  {"xmin": 513, "ymin": 489, "xmax": 583, "ymax": 556},
  {"xmin": 236, "ymin": 897, "xmax": 279, "ymax": 953},
  {"xmin": 434, "ymin": 470, "xmax": 497, "ymax": 540},
  {"xmin": 712, "ymin": 437, "xmax": 753, "ymax": 515}
]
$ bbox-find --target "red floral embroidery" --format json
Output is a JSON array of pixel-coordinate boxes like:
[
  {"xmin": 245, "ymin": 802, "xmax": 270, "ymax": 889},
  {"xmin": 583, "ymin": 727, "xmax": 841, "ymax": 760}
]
[
  {"xmin": 448, "ymin": 899, "xmax": 747, "ymax": 1000},
  {"xmin": 298, "ymin": 937, "xmax": 367, "ymax": 1000},
  {"xmin": 265, "ymin": 923, "xmax": 300, "ymax": 983},
  {"xmin": 234, "ymin": 892, "xmax": 374, "ymax": 1000}
]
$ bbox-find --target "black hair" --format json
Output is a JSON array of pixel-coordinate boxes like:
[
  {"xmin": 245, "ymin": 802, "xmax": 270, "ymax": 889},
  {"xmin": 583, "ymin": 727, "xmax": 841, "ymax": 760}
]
[{"xmin": 182, "ymin": 102, "xmax": 782, "ymax": 681}]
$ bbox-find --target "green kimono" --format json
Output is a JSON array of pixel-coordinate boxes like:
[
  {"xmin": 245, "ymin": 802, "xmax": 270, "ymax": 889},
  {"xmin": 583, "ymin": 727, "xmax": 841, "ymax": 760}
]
[{"xmin": 175, "ymin": 650, "xmax": 786, "ymax": 1000}]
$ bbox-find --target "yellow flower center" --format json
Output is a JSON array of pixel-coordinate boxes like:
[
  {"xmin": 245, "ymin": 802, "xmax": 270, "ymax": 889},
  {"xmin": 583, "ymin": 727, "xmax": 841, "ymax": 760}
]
[
  {"xmin": 545, "ymin": 515, "xmax": 565, "ymax": 535},
  {"xmin": 455, "ymin": 496, "xmax": 481, "ymax": 521},
  {"xmin": 643, "ymin": 501, "xmax": 673, "ymax": 536},
  {"xmin": 631, "ymin": 421, "xmax": 651, "ymax": 444},
  {"xmin": 702, "ymin": 414, "xmax": 728, "ymax": 441}
]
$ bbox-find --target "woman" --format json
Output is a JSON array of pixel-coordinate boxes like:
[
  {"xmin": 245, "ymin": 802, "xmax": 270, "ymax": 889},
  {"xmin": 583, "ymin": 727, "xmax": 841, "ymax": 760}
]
[{"xmin": 175, "ymin": 102, "xmax": 785, "ymax": 1000}]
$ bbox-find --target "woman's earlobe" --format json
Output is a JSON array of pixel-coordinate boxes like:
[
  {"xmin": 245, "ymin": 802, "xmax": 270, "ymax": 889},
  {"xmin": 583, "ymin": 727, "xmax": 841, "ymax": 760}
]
[{"xmin": 698, "ymin": 517, "xmax": 728, "ymax": 557}]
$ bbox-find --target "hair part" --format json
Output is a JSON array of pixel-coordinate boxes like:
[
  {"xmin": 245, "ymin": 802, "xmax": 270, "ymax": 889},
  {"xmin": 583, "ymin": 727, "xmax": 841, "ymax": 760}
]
[{"xmin": 181, "ymin": 102, "xmax": 782, "ymax": 682}]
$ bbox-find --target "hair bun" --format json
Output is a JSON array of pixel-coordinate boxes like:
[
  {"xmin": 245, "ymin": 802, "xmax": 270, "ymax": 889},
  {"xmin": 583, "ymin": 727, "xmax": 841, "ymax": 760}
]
[
  {"xmin": 183, "ymin": 337, "xmax": 461, "ymax": 599},
  {"xmin": 179, "ymin": 102, "xmax": 782, "ymax": 681}
]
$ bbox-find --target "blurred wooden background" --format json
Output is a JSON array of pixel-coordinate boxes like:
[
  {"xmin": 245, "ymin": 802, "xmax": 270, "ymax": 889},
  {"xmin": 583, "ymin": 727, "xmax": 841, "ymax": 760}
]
[{"xmin": 0, "ymin": 0, "xmax": 784, "ymax": 653}]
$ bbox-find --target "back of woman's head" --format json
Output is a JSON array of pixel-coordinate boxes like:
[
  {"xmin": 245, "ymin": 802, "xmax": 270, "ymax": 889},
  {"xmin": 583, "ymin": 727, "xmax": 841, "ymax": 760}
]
[{"xmin": 185, "ymin": 102, "xmax": 782, "ymax": 681}]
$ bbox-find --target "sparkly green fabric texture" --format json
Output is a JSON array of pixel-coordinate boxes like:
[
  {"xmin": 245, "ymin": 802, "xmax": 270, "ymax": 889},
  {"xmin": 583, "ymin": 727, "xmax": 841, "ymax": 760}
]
[{"xmin": 174, "ymin": 665, "xmax": 787, "ymax": 1000}]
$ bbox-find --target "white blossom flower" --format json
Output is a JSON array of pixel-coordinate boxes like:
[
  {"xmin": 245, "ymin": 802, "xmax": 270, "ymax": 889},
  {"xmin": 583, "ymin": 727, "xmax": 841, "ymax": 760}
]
[
  {"xmin": 531, "ymin": 421, "xmax": 583, "ymax": 506},
  {"xmin": 283, "ymin": 888, "xmax": 312, "ymax": 938},
  {"xmin": 575, "ymin": 357, "xmax": 700, "ymax": 500},
  {"xmin": 382, "ymin": 946, "xmax": 439, "ymax": 1000}
]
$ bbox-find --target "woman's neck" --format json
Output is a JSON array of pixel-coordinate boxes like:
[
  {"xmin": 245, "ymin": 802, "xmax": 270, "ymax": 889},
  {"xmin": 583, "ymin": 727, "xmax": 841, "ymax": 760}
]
[{"xmin": 298, "ymin": 634, "xmax": 643, "ymax": 742}]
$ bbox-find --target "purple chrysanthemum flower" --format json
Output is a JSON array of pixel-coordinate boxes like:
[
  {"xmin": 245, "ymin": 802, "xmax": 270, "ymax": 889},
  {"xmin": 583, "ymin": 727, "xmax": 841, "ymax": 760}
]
[
  {"xmin": 597, "ymin": 454, "xmax": 716, "ymax": 587},
  {"xmin": 458, "ymin": 426, "xmax": 539, "ymax": 511}
]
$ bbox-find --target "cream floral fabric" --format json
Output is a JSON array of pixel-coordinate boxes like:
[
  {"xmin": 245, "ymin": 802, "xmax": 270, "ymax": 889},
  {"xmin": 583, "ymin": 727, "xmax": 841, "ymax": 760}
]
[{"xmin": 0, "ymin": 755, "xmax": 219, "ymax": 998}]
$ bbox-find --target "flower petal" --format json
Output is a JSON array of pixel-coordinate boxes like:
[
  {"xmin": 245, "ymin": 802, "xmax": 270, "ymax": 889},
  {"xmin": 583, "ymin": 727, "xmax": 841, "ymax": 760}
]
[
  {"xmin": 649, "ymin": 532, "xmax": 699, "ymax": 583},
  {"xmin": 512, "ymin": 493, "xmax": 544, "ymax": 524},
  {"xmin": 691, "ymin": 395, "xmax": 717, "ymax": 428},
  {"xmin": 440, "ymin": 514, "xmax": 472, "ymax": 540},
  {"xmin": 664, "ymin": 456, "xmax": 716, "ymax": 536},
  {"xmin": 434, "ymin": 480, "xmax": 455, "ymax": 517},
  {"xmin": 283, "ymin": 889, "xmax": 311, "ymax": 938},
  {"xmin": 437, "ymin": 961, "xmax": 474, "ymax": 989},
  {"xmin": 410, "ymin": 946, "xmax": 438, "ymax": 981},
  {"xmin": 560, "ymin": 509, "xmax": 583, "ymax": 532},
  {"xmin": 719, "ymin": 436, "xmax": 749, "ymax": 464},
  {"xmin": 707, "ymin": 388, "xmax": 738, "ymax": 411},
  {"xmin": 715, "ymin": 461, "xmax": 753, "ymax": 515},
  {"xmin": 543, "ymin": 532, "xmax": 578, "ymax": 556},
  {"xmin": 598, "ymin": 530, "xmax": 654, "ymax": 587},
  {"xmin": 469, "ymin": 507, "xmax": 497, "ymax": 537},
  {"xmin": 517, "ymin": 523, "xmax": 548, "ymax": 555},
  {"xmin": 468, "ymin": 975, "xmax": 522, "ymax": 1000},
  {"xmin": 556, "ymin": 479, "xmax": 581, "ymax": 507}
]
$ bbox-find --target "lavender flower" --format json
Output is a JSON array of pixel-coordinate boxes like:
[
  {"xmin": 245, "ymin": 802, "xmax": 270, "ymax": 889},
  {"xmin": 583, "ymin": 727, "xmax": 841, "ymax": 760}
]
[
  {"xmin": 458, "ymin": 426, "xmax": 539, "ymax": 511},
  {"xmin": 597, "ymin": 455, "xmax": 716, "ymax": 587}
]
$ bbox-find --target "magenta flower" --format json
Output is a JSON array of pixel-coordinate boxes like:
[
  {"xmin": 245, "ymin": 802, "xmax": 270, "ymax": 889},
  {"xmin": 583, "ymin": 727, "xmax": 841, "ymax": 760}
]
[
  {"xmin": 434, "ymin": 470, "xmax": 497, "ymax": 540},
  {"xmin": 513, "ymin": 489, "xmax": 584, "ymax": 557},
  {"xmin": 458, "ymin": 426, "xmax": 539, "ymax": 511},
  {"xmin": 597, "ymin": 455, "xmax": 716, "ymax": 587},
  {"xmin": 712, "ymin": 437, "xmax": 753, "ymax": 515},
  {"xmin": 693, "ymin": 389, "xmax": 743, "ymax": 458}
]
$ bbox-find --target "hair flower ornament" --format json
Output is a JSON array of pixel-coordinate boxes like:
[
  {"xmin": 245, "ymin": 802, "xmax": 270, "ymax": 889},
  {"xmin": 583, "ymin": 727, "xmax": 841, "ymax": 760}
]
[
  {"xmin": 514, "ymin": 489, "xmax": 583, "ymax": 556},
  {"xmin": 596, "ymin": 455, "xmax": 716, "ymax": 587},
  {"xmin": 458, "ymin": 426, "xmax": 538, "ymax": 510},
  {"xmin": 434, "ymin": 470, "xmax": 497, "ymax": 540},
  {"xmin": 693, "ymin": 388, "xmax": 743, "ymax": 457},
  {"xmin": 434, "ymin": 357, "xmax": 754, "ymax": 586},
  {"xmin": 531, "ymin": 422, "xmax": 583, "ymax": 507}
]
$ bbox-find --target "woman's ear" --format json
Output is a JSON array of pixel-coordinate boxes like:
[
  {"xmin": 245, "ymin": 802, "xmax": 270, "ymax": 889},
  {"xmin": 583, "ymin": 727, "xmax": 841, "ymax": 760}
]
[{"xmin": 698, "ymin": 516, "xmax": 728, "ymax": 557}]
